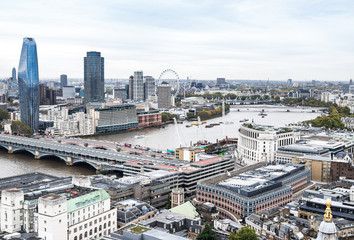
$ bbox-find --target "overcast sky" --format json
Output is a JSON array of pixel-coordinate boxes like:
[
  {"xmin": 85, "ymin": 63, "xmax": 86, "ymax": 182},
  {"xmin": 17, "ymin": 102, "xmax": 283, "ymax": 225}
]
[{"xmin": 0, "ymin": 0, "xmax": 354, "ymax": 81}]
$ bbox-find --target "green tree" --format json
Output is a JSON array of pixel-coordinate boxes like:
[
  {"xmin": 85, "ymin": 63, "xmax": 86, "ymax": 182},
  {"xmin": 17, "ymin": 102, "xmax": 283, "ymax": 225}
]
[
  {"xmin": 161, "ymin": 112, "xmax": 177, "ymax": 122},
  {"xmin": 197, "ymin": 223, "xmax": 215, "ymax": 240},
  {"xmin": 228, "ymin": 226, "xmax": 258, "ymax": 240},
  {"xmin": 165, "ymin": 194, "xmax": 171, "ymax": 209},
  {"xmin": 10, "ymin": 120, "xmax": 33, "ymax": 137},
  {"xmin": 0, "ymin": 109, "xmax": 9, "ymax": 121}
]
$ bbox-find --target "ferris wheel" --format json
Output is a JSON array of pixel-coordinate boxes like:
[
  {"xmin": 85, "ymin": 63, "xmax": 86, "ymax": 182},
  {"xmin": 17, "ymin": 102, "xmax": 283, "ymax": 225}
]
[{"xmin": 157, "ymin": 69, "xmax": 181, "ymax": 96}]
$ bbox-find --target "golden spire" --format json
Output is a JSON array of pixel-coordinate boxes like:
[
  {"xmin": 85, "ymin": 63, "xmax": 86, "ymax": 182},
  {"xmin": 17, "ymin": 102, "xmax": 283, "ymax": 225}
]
[{"xmin": 324, "ymin": 198, "xmax": 333, "ymax": 222}]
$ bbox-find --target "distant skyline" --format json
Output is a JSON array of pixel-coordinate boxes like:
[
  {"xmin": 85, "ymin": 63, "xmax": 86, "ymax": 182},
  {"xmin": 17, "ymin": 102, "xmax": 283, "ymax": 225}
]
[{"xmin": 1, "ymin": 0, "xmax": 354, "ymax": 81}]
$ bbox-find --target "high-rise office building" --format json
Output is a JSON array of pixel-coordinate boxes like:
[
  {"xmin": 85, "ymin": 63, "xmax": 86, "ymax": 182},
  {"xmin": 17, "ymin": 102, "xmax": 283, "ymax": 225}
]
[
  {"xmin": 84, "ymin": 51, "xmax": 104, "ymax": 105},
  {"xmin": 60, "ymin": 74, "xmax": 67, "ymax": 87},
  {"xmin": 39, "ymin": 84, "xmax": 56, "ymax": 105},
  {"xmin": 144, "ymin": 76, "xmax": 155, "ymax": 100},
  {"xmin": 131, "ymin": 71, "xmax": 144, "ymax": 101},
  {"xmin": 128, "ymin": 75, "xmax": 133, "ymax": 99},
  {"xmin": 158, "ymin": 84, "xmax": 172, "ymax": 109},
  {"xmin": 12, "ymin": 67, "xmax": 16, "ymax": 81},
  {"xmin": 18, "ymin": 37, "xmax": 39, "ymax": 132}
]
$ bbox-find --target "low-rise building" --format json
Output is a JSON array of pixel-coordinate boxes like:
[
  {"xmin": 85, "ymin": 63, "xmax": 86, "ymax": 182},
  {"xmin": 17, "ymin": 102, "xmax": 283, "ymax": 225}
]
[
  {"xmin": 175, "ymin": 147, "xmax": 202, "ymax": 162},
  {"xmin": 123, "ymin": 156, "xmax": 235, "ymax": 198},
  {"xmin": 115, "ymin": 199, "xmax": 157, "ymax": 228},
  {"xmin": 196, "ymin": 163, "xmax": 311, "ymax": 219},
  {"xmin": 137, "ymin": 110, "xmax": 162, "ymax": 128},
  {"xmin": 292, "ymin": 153, "xmax": 353, "ymax": 182}
]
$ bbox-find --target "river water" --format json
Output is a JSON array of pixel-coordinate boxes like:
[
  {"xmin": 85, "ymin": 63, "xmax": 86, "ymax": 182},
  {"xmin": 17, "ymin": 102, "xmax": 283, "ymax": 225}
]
[
  {"xmin": 89, "ymin": 105, "xmax": 321, "ymax": 150},
  {"xmin": 0, "ymin": 105, "xmax": 320, "ymax": 178}
]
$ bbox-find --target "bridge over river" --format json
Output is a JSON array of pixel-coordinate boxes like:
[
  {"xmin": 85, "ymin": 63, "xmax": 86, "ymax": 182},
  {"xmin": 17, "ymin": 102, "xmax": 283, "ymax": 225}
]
[{"xmin": 0, "ymin": 134, "xmax": 178, "ymax": 172}]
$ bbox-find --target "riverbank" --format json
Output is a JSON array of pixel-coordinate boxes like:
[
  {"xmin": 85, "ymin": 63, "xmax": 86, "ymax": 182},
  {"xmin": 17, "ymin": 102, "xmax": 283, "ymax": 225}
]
[{"xmin": 86, "ymin": 106, "xmax": 321, "ymax": 150}]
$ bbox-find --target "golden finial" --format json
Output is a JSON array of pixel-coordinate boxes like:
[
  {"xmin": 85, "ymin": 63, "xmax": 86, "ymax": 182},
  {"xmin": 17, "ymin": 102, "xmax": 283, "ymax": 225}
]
[{"xmin": 324, "ymin": 198, "xmax": 332, "ymax": 222}]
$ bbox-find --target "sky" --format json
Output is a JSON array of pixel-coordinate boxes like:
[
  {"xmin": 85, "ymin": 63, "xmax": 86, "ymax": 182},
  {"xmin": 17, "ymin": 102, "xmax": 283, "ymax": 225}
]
[{"xmin": 0, "ymin": 0, "xmax": 354, "ymax": 81}]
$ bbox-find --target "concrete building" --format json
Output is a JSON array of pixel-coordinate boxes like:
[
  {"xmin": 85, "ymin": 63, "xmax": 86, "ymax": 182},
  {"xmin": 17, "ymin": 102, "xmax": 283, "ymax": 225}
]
[
  {"xmin": 40, "ymin": 105, "xmax": 94, "ymax": 136},
  {"xmin": 62, "ymin": 86, "xmax": 76, "ymax": 99},
  {"xmin": 93, "ymin": 104, "xmax": 138, "ymax": 134},
  {"xmin": 175, "ymin": 147, "xmax": 202, "ymax": 162},
  {"xmin": 38, "ymin": 194, "xmax": 67, "ymax": 240},
  {"xmin": 158, "ymin": 84, "xmax": 172, "ymax": 109},
  {"xmin": 0, "ymin": 189, "xmax": 24, "ymax": 233},
  {"xmin": 109, "ymin": 224, "xmax": 189, "ymax": 240},
  {"xmin": 113, "ymin": 88, "xmax": 127, "ymax": 100},
  {"xmin": 91, "ymin": 170, "xmax": 179, "ymax": 209},
  {"xmin": 123, "ymin": 156, "xmax": 235, "ymax": 198},
  {"xmin": 196, "ymin": 163, "xmax": 311, "ymax": 219},
  {"xmin": 342, "ymin": 117, "xmax": 354, "ymax": 129},
  {"xmin": 144, "ymin": 76, "xmax": 155, "ymax": 100},
  {"xmin": 84, "ymin": 51, "xmax": 104, "ymax": 104},
  {"xmin": 137, "ymin": 110, "xmax": 162, "ymax": 128},
  {"xmin": 116, "ymin": 199, "xmax": 157, "ymax": 228},
  {"xmin": 216, "ymin": 78, "xmax": 226, "ymax": 85},
  {"xmin": 171, "ymin": 188, "xmax": 185, "ymax": 208},
  {"xmin": 60, "ymin": 74, "xmax": 68, "ymax": 87},
  {"xmin": 139, "ymin": 209, "xmax": 203, "ymax": 237},
  {"xmin": 39, "ymin": 84, "xmax": 56, "ymax": 105},
  {"xmin": 238, "ymin": 123, "xmax": 300, "ymax": 163},
  {"xmin": 131, "ymin": 71, "xmax": 144, "ymax": 101},
  {"xmin": 292, "ymin": 153, "xmax": 354, "ymax": 182},
  {"xmin": 38, "ymin": 188, "xmax": 117, "ymax": 240}
]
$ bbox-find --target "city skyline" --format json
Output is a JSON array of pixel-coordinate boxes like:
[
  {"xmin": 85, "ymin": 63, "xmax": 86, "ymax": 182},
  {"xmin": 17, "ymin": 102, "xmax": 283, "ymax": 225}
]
[{"xmin": 1, "ymin": 1, "xmax": 354, "ymax": 80}]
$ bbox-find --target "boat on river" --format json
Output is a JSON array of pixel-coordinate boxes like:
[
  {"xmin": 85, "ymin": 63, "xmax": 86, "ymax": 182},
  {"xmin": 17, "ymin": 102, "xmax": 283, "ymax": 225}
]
[
  {"xmin": 134, "ymin": 134, "xmax": 145, "ymax": 139},
  {"xmin": 258, "ymin": 109, "xmax": 268, "ymax": 117}
]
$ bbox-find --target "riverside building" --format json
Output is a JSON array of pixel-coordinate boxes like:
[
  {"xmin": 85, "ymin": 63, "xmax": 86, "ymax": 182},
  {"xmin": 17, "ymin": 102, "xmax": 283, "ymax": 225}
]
[
  {"xmin": 196, "ymin": 163, "xmax": 311, "ymax": 219},
  {"xmin": 238, "ymin": 123, "xmax": 300, "ymax": 163},
  {"xmin": 92, "ymin": 104, "xmax": 138, "ymax": 134}
]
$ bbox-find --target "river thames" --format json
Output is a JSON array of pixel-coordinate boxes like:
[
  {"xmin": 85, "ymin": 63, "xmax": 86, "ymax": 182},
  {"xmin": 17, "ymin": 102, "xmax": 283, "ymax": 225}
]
[{"xmin": 0, "ymin": 105, "xmax": 320, "ymax": 178}]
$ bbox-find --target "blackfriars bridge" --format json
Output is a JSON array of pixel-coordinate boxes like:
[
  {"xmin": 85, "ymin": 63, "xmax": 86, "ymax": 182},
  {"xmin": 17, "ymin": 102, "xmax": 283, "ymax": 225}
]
[{"xmin": 0, "ymin": 134, "xmax": 174, "ymax": 172}]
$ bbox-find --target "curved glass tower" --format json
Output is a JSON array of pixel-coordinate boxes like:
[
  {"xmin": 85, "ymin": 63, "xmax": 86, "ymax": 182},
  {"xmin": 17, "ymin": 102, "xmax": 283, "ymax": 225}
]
[{"xmin": 18, "ymin": 37, "xmax": 39, "ymax": 132}]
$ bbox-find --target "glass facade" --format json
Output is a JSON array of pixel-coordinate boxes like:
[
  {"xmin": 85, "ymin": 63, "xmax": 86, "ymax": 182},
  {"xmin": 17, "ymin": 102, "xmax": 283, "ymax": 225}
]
[
  {"xmin": 18, "ymin": 37, "xmax": 39, "ymax": 132},
  {"xmin": 84, "ymin": 51, "xmax": 104, "ymax": 105}
]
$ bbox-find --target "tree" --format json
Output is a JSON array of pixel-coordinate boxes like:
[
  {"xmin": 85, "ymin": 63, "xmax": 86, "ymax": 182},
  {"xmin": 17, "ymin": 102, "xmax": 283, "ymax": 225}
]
[
  {"xmin": 197, "ymin": 223, "xmax": 215, "ymax": 240},
  {"xmin": 165, "ymin": 194, "xmax": 171, "ymax": 209},
  {"xmin": 10, "ymin": 120, "xmax": 33, "ymax": 137},
  {"xmin": 0, "ymin": 109, "xmax": 9, "ymax": 121},
  {"xmin": 228, "ymin": 226, "xmax": 258, "ymax": 240}
]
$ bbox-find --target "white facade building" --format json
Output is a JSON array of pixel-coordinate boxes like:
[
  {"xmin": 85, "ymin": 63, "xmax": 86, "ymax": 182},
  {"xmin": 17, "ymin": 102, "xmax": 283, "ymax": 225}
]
[
  {"xmin": 40, "ymin": 106, "xmax": 94, "ymax": 136},
  {"xmin": 342, "ymin": 117, "xmax": 354, "ymax": 129},
  {"xmin": 238, "ymin": 124, "xmax": 300, "ymax": 163},
  {"xmin": 38, "ymin": 189, "xmax": 117, "ymax": 240},
  {"xmin": 0, "ymin": 189, "xmax": 24, "ymax": 233},
  {"xmin": 38, "ymin": 194, "xmax": 67, "ymax": 240}
]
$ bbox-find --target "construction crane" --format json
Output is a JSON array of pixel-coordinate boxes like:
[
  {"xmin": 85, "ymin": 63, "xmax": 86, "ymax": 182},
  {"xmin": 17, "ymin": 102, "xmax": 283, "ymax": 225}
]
[{"xmin": 4, "ymin": 123, "xmax": 12, "ymax": 135}]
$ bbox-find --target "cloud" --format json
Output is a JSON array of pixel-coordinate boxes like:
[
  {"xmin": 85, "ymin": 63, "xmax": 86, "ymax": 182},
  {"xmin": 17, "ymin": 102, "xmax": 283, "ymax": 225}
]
[{"xmin": 0, "ymin": 0, "xmax": 353, "ymax": 81}]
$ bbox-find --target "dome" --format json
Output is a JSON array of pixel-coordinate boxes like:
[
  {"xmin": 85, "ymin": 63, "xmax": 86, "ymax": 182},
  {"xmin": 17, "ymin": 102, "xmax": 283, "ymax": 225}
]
[{"xmin": 318, "ymin": 221, "xmax": 338, "ymax": 234}]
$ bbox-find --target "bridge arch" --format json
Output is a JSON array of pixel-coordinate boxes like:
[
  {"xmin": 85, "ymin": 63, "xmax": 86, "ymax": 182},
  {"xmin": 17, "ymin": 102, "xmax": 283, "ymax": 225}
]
[
  {"xmin": 0, "ymin": 144, "xmax": 9, "ymax": 151},
  {"xmin": 12, "ymin": 148, "xmax": 36, "ymax": 156},
  {"xmin": 72, "ymin": 160, "xmax": 98, "ymax": 170},
  {"xmin": 39, "ymin": 154, "xmax": 68, "ymax": 163}
]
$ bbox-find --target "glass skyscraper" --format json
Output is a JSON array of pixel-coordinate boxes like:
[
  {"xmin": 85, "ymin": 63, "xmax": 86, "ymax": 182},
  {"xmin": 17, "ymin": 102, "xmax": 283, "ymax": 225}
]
[
  {"xmin": 18, "ymin": 37, "xmax": 39, "ymax": 132},
  {"xmin": 84, "ymin": 51, "xmax": 104, "ymax": 105}
]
